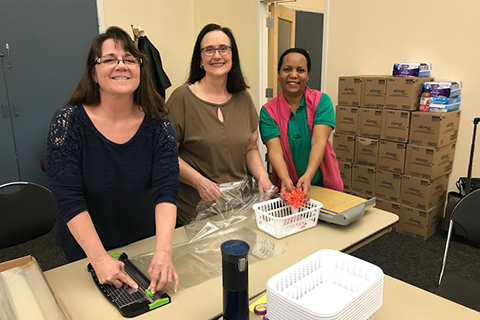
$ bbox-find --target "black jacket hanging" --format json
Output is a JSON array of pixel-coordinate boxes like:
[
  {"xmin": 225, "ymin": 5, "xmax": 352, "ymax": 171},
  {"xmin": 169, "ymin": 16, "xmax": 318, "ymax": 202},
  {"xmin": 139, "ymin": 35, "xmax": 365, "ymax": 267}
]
[{"xmin": 137, "ymin": 36, "xmax": 171, "ymax": 99}]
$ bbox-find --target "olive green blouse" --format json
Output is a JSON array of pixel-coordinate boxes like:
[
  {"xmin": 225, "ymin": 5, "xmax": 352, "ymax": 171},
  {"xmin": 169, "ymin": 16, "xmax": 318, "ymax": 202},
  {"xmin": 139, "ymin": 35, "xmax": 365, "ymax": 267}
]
[{"xmin": 167, "ymin": 85, "xmax": 258, "ymax": 225}]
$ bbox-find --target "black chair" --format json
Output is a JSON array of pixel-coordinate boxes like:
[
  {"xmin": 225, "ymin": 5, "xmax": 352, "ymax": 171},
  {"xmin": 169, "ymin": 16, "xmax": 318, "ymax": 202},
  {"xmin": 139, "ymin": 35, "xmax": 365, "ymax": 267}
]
[
  {"xmin": 437, "ymin": 188, "xmax": 480, "ymax": 311},
  {"xmin": 0, "ymin": 182, "xmax": 57, "ymax": 249}
]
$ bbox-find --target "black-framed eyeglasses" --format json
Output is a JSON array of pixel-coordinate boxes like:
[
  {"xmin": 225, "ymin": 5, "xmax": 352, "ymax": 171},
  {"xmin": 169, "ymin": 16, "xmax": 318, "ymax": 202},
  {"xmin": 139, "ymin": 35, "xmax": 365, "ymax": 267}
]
[
  {"xmin": 200, "ymin": 45, "xmax": 232, "ymax": 56},
  {"xmin": 95, "ymin": 56, "xmax": 142, "ymax": 66}
]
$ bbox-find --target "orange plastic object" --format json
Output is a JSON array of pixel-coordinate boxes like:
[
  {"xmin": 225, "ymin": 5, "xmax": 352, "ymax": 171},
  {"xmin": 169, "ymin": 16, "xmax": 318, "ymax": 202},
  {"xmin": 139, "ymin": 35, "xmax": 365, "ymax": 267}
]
[{"xmin": 280, "ymin": 188, "xmax": 308, "ymax": 209}]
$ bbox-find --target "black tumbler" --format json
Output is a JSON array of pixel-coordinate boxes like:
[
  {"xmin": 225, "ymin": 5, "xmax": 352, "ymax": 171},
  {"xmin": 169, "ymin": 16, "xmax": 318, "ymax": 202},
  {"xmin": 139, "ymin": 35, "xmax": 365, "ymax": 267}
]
[{"xmin": 221, "ymin": 240, "xmax": 250, "ymax": 320}]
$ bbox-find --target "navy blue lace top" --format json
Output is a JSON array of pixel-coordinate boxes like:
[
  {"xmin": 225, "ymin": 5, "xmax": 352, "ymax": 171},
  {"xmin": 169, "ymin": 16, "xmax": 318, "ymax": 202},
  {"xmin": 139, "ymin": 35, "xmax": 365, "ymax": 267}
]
[{"xmin": 46, "ymin": 105, "xmax": 179, "ymax": 262}]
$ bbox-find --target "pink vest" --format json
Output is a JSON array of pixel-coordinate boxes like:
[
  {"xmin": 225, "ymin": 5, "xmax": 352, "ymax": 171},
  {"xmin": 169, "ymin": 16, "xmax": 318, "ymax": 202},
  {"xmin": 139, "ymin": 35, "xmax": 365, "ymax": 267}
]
[{"xmin": 263, "ymin": 87, "xmax": 343, "ymax": 191}]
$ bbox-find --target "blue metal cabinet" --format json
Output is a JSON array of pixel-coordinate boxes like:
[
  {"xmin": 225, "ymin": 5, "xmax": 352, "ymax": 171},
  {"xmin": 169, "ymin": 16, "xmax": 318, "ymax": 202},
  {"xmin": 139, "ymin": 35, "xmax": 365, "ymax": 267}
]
[{"xmin": 0, "ymin": 0, "xmax": 98, "ymax": 186}]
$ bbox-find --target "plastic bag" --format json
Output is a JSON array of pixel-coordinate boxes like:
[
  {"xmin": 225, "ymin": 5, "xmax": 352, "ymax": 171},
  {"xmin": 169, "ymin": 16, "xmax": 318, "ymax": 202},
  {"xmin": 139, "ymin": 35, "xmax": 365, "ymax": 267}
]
[
  {"xmin": 456, "ymin": 177, "xmax": 480, "ymax": 196},
  {"xmin": 130, "ymin": 226, "xmax": 285, "ymax": 290},
  {"xmin": 186, "ymin": 176, "xmax": 277, "ymax": 242}
]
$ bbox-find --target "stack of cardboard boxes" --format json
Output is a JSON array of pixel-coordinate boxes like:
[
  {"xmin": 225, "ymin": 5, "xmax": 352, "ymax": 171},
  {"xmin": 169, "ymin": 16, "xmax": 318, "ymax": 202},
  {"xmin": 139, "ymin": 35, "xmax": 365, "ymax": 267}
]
[{"xmin": 334, "ymin": 76, "xmax": 461, "ymax": 240}]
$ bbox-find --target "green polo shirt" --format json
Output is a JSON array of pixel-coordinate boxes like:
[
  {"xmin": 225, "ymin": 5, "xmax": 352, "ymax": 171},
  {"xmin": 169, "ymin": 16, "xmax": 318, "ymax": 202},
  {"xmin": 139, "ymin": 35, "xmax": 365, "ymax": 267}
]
[{"xmin": 260, "ymin": 93, "xmax": 335, "ymax": 186}]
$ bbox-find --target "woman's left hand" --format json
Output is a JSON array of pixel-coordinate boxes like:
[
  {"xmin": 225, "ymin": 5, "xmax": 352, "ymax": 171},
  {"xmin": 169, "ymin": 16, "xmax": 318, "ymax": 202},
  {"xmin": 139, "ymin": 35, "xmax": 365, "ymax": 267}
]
[
  {"xmin": 148, "ymin": 250, "xmax": 179, "ymax": 293},
  {"xmin": 296, "ymin": 175, "xmax": 312, "ymax": 199},
  {"xmin": 257, "ymin": 175, "xmax": 275, "ymax": 201}
]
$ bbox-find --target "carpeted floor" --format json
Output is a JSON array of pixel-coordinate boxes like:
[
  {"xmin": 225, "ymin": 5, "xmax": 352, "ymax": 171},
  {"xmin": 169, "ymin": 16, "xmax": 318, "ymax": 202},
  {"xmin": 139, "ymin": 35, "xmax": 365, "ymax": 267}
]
[
  {"xmin": 1, "ymin": 228, "xmax": 479, "ymax": 296},
  {"xmin": 0, "ymin": 229, "xmax": 67, "ymax": 271},
  {"xmin": 351, "ymin": 230, "xmax": 480, "ymax": 294}
]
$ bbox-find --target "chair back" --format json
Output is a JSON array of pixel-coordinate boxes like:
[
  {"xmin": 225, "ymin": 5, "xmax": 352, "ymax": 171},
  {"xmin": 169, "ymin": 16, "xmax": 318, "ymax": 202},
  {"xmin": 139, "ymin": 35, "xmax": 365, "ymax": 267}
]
[
  {"xmin": 0, "ymin": 182, "xmax": 57, "ymax": 249},
  {"xmin": 451, "ymin": 188, "xmax": 480, "ymax": 247}
]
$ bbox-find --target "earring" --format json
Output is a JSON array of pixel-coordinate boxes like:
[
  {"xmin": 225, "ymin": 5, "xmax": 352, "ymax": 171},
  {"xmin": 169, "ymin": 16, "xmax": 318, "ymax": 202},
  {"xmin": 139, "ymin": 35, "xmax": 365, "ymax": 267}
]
[{"xmin": 200, "ymin": 64, "xmax": 204, "ymax": 69}]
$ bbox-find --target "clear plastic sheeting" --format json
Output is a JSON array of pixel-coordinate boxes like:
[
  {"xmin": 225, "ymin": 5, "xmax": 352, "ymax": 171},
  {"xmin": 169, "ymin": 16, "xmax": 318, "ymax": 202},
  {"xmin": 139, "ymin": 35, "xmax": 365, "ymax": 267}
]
[
  {"xmin": 130, "ymin": 226, "xmax": 285, "ymax": 290},
  {"xmin": 186, "ymin": 176, "xmax": 277, "ymax": 243},
  {"xmin": 0, "ymin": 275, "xmax": 17, "ymax": 320},
  {"xmin": 0, "ymin": 259, "xmax": 67, "ymax": 320}
]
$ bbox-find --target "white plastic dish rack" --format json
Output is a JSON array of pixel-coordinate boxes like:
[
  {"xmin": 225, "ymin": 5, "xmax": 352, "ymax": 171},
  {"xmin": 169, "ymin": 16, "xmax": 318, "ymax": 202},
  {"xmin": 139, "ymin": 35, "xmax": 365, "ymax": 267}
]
[
  {"xmin": 266, "ymin": 249, "xmax": 384, "ymax": 320},
  {"xmin": 252, "ymin": 198, "xmax": 322, "ymax": 239}
]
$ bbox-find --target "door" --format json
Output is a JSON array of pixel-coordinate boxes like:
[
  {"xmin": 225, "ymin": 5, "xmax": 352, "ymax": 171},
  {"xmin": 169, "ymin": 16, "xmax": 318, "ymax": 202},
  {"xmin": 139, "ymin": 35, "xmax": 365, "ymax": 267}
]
[
  {"xmin": 0, "ymin": 0, "xmax": 99, "ymax": 186},
  {"xmin": 268, "ymin": 6, "xmax": 325, "ymax": 95},
  {"xmin": 268, "ymin": 3, "xmax": 295, "ymax": 99},
  {"xmin": 0, "ymin": 50, "xmax": 19, "ymax": 183}
]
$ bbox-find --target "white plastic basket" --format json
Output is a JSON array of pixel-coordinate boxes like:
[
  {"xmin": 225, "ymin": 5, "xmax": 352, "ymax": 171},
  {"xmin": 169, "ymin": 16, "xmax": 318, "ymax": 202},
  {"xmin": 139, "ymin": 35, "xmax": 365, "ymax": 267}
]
[
  {"xmin": 266, "ymin": 249, "xmax": 384, "ymax": 320},
  {"xmin": 252, "ymin": 198, "xmax": 322, "ymax": 239}
]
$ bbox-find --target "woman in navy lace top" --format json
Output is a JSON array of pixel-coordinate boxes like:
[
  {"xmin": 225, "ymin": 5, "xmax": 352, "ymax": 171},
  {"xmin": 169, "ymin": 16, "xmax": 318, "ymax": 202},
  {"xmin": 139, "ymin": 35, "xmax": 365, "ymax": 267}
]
[{"xmin": 46, "ymin": 26, "xmax": 179, "ymax": 292}]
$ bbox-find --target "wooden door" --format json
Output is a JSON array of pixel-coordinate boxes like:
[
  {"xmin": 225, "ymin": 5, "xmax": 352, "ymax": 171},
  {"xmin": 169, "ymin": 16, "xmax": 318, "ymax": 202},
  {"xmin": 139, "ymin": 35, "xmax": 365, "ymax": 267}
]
[{"xmin": 268, "ymin": 3, "xmax": 295, "ymax": 99}]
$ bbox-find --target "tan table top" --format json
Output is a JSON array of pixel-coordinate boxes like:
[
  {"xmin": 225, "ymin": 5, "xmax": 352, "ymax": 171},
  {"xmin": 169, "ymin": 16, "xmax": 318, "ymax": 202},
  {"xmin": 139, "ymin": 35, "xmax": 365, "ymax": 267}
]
[
  {"xmin": 248, "ymin": 276, "xmax": 480, "ymax": 320},
  {"xmin": 45, "ymin": 207, "xmax": 398, "ymax": 319}
]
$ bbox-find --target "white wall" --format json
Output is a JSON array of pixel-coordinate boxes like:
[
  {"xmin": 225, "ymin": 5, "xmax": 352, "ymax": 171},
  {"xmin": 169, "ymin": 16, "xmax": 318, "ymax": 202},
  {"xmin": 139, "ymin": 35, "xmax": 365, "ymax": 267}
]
[
  {"xmin": 102, "ymin": 1, "xmax": 194, "ymax": 98},
  {"xmin": 102, "ymin": 0, "xmax": 257, "ymax": 100},
  {"xmin": 325, "ymin": 0, "xmax": 480, "ymax": 191}
]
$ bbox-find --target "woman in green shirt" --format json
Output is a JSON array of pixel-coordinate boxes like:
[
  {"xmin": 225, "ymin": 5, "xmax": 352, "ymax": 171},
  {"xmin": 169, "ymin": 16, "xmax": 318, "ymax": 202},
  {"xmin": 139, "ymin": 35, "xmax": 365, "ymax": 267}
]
[{"xmin": 260, "ymin": 48, "xmax": 336, "ymax": 198}]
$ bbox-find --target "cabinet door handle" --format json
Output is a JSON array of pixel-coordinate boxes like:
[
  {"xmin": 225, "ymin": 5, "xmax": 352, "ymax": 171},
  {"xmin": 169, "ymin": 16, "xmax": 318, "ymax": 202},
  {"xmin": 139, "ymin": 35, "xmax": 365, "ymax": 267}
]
[
  {"xmin": 1, "ymin": 105, "xmax": 6, "ymax": 118},
  {"xmin": 5, "ymin": 43, "xmax": 12, "ymax": 68},
  {"xmin": 13, "ymin": 103, "xmax": 18, "ymax": 117}
]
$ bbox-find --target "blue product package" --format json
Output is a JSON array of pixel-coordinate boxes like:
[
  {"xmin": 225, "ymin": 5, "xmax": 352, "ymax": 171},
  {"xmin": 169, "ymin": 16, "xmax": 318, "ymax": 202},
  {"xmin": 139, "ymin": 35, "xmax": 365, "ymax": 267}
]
[
  {"xmin": 428, "ymin": 102, "xmax": 460, "ymax": 113},
  {"xmin": 392, "ymin": 63, "xmax": 432, "ymax": 77},
  {"xmin": 421, "ymin": 81, "xmax": 462, "ymax": 98},
  {"xmin": 429, "ymin": 96, "xmax": 461, "ymax": 105}
]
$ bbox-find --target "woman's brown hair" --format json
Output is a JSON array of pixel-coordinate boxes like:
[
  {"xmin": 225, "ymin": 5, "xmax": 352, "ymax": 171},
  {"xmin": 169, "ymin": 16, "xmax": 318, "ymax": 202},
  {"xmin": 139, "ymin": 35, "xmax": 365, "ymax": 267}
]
[{"xmin": 68, "ymin": 26, "xmax": 167, "ymax": 119}]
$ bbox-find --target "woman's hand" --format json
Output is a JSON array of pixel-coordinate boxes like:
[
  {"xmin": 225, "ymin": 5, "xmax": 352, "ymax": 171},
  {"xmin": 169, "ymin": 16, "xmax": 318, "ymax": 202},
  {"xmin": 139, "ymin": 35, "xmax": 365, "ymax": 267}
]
[
  {"xmin": 148, "ymin": 250, "xmax": 179, "ymax": 293},
  {"xmin": 281, "ymin": 178, "xmax": 294, "ymax": 194},
  {"xmin": 296, "ymin": 174, "xmax": 312, "ymax": 199},
  {"xmin": 91, "ymin": 254, "xmax": 138, "ymax": 289},
  {"xmin": 67, "ymin": 212, "xmax": 137, "ymax": 289},
  {"xmin": 257, "ymin": 175, "xmax": 275, "ymax": 201},
  {"xmin": 195, "ymin": 177, "xmax": 222, "ymax": 201}
]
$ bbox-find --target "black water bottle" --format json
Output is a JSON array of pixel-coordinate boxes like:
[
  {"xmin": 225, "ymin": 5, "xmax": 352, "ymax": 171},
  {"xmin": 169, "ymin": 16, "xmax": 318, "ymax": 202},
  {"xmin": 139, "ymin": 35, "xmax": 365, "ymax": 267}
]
[{"xmin": 221, "ymin": 240, "xmax": 250, "ymax": 320}]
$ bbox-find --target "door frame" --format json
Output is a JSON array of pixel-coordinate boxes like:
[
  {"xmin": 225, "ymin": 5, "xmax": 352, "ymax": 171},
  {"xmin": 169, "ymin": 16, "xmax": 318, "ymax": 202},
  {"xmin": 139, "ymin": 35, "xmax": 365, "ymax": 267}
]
[
  {"xmin": 256, "ymin": 2, "xmax": 328, "ymax": 168},
  {"xmin": 256, "ymin": 1, "xmax": 269, "ymax": 168},
  {"xmin": 268, "ymin": 3, "xmax": 296, "ymax": 99},
  {"xmin": 96, "ymin": 0, "xmax": 106, "ymax": 32}
]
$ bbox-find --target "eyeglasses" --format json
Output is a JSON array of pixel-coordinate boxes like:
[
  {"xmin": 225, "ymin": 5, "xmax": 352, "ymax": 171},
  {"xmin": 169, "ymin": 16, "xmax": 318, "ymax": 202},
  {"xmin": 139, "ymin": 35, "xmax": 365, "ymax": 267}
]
[
  {"xmin": 95, "ymin": 56, "xmax": 142, "ymax": 66},
  {"xmin": 200, "ymin": 45, "xmax": 232, "ymax": 56}
]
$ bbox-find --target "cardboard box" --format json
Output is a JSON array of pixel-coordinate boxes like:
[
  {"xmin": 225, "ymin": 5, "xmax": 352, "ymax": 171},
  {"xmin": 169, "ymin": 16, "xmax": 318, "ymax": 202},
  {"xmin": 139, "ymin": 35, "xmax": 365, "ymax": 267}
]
[
  {"xmin": 375, "ymin": 169, "xmax": 402, "ymax": 203},
  {"xmin": 335, "ymin": 106, "xmax": 359, "ymax": 135},
  {"xmin": 351, "ymin": 191, "xmax": 371, "ymax": 200},
  {"xmin": 402, "ymin": 220, "xmax": 439, "ymax": 240},
  {"xmin": 355, "ymin": 137, "xmax": 378, "ymax": 167},
  {"xmin": 405, "ymin": 143, "xmax": 456, "ymax": 180},
  {"xmin": 381, "ymin": 109, "xmax": 411, "ymax": 143},
  {"xmin": 376, "ymin": 198, "xmax": 402, "ymax": 216},
  {"xmin": 377, "ymin": 140, "xmax": 406, "ymax": 173},
  {"xmin": 338, "ymin": 76, "xmax": 363, "ymax": 106},
  {"xmin": 401, "ymin": 174, "xmax": 449, "ymax": 210},
  {"xmin": 409, "ymin": 110, "xmax": 461, "ymax": 148},
  {"xmin": 338, "ymin": 161, "xmax": 353, "ymax": 191},
  {"xmin": 401, "ymin": 203, "xmax": 443, "ymax": 227},
  {"xmin": 0, "ymin": 256, "xmax": 71, "ymax": 320},
  {"xmin": 385, "ymin": 76, "xmax": 434, "ymax": 110},
  {"xmin": 359, "ymin": 108, "xmax": 383, "ymax": 139},
  {"xmin": 376, "ymin": 198, "xmax": 402, "ymax": 232},
  {"xmin": 333, "ymin": 133, "xmax": 355, "ymax": 163},
  {"xmin": 352, "ymin": 164, "xmax": 376, "ymax": 196},
  {"xmin": 363, "ymin": 76, "xmax": 387, "ymax": 108}
]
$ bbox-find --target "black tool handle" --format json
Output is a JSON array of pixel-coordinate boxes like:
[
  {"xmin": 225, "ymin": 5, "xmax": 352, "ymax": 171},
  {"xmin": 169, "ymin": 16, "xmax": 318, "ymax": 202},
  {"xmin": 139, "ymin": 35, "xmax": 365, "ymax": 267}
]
[{"xmin": 465, "ymin": 118, "xmax": 479, "ymax": 195}]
